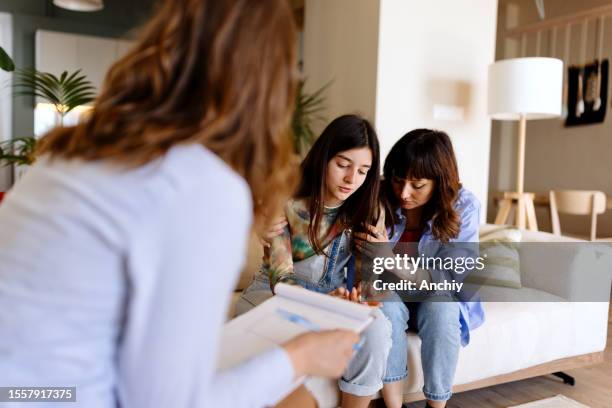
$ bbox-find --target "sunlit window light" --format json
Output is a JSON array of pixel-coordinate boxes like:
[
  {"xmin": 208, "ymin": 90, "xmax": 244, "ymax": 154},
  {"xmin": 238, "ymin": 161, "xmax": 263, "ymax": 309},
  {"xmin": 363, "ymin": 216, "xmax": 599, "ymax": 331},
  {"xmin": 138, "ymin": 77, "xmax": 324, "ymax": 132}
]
[{"xmin": 34, "ymin": 103, "xmax": 93, "ymax": 137}]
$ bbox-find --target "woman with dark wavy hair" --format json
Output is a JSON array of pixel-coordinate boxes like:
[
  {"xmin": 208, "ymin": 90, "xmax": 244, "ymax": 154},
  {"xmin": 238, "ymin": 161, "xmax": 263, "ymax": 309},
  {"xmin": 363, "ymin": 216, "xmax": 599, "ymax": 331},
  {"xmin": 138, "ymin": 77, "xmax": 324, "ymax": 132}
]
[
  {"xmin": 0, "ymin": 1, "xmax": 359, "ymax": 407},
  {"xmin": 354, "ymin": 129, "xmax": 485, "ymax": 408}
]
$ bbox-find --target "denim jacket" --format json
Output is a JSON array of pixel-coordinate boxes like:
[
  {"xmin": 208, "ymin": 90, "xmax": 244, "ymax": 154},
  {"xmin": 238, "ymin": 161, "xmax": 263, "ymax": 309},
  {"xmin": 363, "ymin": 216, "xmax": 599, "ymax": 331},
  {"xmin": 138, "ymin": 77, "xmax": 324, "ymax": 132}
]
[
  {"xmin": 291, "ymin": 230, "xmax": 352, "ymax": 293},
  {"xmin": 387, "ymin": 188, "xmax": 485, "ymax": 346}
]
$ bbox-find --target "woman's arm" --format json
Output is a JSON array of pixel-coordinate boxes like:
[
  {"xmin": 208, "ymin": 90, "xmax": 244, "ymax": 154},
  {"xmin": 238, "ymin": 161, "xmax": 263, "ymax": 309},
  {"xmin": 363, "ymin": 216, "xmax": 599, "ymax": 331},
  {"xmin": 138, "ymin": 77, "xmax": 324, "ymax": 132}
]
[
  {"xmin": 116, "ymin": 171, "xmax": 296, "ymax": 407},
  {"xmin": 118, "ymin": 174, "xmax": 357, "ymax": 408},
  {"xmin": 426, "ymin": 198, "xmax": 480, "ymax": 284},
  {"xmin": 211, "ymin": 331, "xmax": 359, "ymax": 407}
]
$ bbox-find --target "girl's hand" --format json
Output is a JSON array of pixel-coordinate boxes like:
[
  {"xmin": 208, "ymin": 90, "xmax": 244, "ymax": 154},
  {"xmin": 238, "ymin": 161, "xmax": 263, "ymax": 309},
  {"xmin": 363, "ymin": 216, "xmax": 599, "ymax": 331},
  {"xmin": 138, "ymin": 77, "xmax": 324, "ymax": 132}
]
[
  {"xmin": 352, "ymin": 283, "xmax": 381, "ymax": 307},
  {"xmin": 328, "ymin": 287, "xmax": 349, "ymax": 300},
  {"xmin": 328, "ymin": 286, "xmax": 360, "ymax": 302},
  {"xmin": 258, "ymin": 216, "xmax": 288, "ymax": 247},
  {"xmin": 328, "ymin": 285, "xmax": 380, "ymax": 307}
]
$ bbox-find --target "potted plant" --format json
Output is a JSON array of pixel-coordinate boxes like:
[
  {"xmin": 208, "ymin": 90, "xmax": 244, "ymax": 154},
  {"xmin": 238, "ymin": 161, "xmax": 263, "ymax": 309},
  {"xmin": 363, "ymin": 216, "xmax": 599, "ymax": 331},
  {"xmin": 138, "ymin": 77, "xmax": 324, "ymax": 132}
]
[
  {"xmin": 13, "ymin": 69, "xmax": 97, "ymax": 127},
  {"xmin": 292, "ymin": 80, "xmax": 329, "ymax": 156},
  {"xmin": 0, "ymin": 54, "xmax": 96, "ymax": 170}
]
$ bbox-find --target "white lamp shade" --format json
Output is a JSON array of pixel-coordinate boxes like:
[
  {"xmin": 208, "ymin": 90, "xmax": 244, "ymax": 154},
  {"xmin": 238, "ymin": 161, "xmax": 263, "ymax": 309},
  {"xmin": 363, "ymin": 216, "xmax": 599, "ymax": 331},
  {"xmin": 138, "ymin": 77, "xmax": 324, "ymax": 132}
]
[
  {"xmin": 53, "ymin": 0, "xmax": 104, "ymax": 12},
  {"xmin": 487, "ymin": 57, "xmax": 563, "ymax": 120}
]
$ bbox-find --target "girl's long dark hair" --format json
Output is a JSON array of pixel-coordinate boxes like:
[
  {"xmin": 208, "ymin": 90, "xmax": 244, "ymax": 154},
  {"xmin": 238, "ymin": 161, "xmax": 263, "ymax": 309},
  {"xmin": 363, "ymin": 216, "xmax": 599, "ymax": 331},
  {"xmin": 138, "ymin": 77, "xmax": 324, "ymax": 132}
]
[
  {"xmin": 383, "ymin": 129, "xmax": 461, "ymax": 243},
  {"xmin": 296, "ymin": 114, "xmax": 380, "ymax": 254}
]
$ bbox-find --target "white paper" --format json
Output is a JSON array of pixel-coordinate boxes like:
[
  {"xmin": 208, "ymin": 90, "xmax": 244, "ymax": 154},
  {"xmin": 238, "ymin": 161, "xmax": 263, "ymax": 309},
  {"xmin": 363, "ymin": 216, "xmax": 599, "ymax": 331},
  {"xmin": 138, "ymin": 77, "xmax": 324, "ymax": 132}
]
[{"xmin": 218, "ymin": 284, "xmax": 375, "ymax": 371}]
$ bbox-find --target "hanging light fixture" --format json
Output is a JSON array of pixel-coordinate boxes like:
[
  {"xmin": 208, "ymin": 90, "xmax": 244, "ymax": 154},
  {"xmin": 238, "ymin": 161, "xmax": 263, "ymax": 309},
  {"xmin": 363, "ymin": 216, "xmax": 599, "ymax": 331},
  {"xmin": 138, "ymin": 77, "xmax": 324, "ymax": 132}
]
[{"xmin": 53, "ymin": 0, "xmax": 104, "ymax": 12}]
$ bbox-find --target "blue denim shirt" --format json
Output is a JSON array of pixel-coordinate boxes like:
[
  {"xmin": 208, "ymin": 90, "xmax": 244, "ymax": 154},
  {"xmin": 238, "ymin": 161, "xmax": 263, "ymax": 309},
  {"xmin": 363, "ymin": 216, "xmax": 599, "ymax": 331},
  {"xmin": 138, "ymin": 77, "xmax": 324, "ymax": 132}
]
[{"xmin": 387, "ymin": 188, "xmax": 485, "ymax": 346}]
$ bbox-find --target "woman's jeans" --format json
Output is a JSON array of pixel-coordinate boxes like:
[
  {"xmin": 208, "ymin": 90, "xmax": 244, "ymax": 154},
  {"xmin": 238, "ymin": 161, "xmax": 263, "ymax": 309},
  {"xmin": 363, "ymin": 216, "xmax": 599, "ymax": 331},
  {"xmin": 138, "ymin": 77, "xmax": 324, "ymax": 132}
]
[
  {"xmin": 381, "ymin": 296, "xmax": 461, "ymax": 401},
  {"xmin": 236, "ymin": 232, "xmax": 393, "ymax": 397}
]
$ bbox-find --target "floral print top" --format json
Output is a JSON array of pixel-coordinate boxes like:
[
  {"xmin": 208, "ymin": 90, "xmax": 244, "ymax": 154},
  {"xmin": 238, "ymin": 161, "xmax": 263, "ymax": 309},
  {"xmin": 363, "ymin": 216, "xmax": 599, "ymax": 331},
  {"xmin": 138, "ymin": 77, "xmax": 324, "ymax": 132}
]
[{"xmin": 263, "ymin": 198, "xmax": 344, "ymax": 288}]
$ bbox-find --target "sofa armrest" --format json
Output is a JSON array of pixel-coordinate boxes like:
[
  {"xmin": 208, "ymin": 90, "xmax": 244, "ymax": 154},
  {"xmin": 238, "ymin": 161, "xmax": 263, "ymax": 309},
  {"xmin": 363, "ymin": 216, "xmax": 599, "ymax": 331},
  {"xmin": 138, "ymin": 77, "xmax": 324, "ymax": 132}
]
[{"xmin": 519, "ymin": 242, "xmax": 612, "ymax": 302}]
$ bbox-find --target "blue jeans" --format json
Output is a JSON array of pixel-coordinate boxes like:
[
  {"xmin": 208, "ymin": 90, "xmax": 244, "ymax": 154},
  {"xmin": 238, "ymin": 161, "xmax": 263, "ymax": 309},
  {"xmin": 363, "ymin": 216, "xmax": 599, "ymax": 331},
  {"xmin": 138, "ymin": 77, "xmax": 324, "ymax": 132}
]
[
  {"xmin": 339, "ymin": 307, "xmax": 392, "ymax": 396},
  {"xmin": 381, "ymin": 297, "xmax": 461, "ymax": 401}
]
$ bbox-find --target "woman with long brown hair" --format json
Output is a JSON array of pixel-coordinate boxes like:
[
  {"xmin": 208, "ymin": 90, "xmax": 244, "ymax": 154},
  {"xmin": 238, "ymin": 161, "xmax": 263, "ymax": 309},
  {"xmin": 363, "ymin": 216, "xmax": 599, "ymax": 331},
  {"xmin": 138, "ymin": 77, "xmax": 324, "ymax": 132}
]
[
  {"xmin": 354, "ymin": 129, "xmax": 485, "ymax": 408},
  {"xmin": 237, "ymin": 114, "xmax": 392, "ymax": 408},
  {"xmin": 0, "ymin": 0, "xmax": 358, "ymax": 406}
]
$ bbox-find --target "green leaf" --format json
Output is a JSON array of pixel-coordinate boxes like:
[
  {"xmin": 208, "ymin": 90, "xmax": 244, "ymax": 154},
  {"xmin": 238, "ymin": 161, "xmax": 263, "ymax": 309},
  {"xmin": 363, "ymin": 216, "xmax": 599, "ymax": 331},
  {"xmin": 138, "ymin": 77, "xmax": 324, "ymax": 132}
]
[
  {"xmin": 0, "ymin": 136, "xmax": 37, "ymax": 166},
  {"xmin": 64, "ymin": 69, "xmax": 81, "ymax": 84},
  {"xmin": 0, "ymin": 46, "xmax": 15, "ymax": 72},
  {"xmin": 12, "ymin": 68, "xmax": 96, "ymax": 113}
]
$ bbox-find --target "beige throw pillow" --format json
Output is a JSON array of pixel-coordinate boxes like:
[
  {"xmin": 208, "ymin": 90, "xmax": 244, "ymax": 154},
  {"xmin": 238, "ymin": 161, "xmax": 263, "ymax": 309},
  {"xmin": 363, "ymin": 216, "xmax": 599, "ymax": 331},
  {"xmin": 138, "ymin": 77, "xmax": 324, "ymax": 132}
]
[{"xmin": 466, "ymin": 226, "xmax": 522, "ymax": 288}]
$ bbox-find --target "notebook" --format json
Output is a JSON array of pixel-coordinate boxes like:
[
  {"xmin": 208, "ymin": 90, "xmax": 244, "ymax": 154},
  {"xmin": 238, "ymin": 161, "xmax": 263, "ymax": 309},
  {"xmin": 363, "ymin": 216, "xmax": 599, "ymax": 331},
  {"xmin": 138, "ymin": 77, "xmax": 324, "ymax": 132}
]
[{"xmin": 217, "ymin": 283, "xmax": 377, "ymax": 372}]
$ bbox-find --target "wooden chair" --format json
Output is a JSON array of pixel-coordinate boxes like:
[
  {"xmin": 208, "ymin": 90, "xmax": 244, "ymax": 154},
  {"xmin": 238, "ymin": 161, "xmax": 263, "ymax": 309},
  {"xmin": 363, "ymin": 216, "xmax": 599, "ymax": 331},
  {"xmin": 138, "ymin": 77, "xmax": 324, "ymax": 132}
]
[{"xmin": 549, "ymin": 190, "xmax": 608, "ymax": 241}]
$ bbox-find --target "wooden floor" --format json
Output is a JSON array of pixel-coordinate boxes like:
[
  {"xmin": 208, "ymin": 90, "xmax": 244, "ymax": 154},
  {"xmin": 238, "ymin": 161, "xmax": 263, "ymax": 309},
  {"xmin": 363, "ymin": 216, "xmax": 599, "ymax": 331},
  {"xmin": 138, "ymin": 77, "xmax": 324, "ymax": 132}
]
[{"xmin": 404, "ymin": 303, "xmax": 612, "ymax": 408}]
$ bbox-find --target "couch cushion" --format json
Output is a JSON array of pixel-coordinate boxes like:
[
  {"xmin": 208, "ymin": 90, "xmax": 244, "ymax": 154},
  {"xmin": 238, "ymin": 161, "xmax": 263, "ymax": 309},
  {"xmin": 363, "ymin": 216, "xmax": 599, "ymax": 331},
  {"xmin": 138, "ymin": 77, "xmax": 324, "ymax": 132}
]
[
  {"xmin": 444, "ymin": 300, "xmax": 608, "ymax": 390},
  {"xmin": 469, "ymin": 227, "xmax": 522, "ymax": 288}
]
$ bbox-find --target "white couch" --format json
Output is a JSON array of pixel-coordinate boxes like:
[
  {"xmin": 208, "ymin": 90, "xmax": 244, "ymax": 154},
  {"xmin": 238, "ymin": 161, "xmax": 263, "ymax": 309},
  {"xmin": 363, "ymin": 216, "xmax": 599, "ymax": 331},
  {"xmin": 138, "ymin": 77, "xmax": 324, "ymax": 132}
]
[{"xmin": 230, "ymin": 225, "xmax": 611, "ymax": 407}]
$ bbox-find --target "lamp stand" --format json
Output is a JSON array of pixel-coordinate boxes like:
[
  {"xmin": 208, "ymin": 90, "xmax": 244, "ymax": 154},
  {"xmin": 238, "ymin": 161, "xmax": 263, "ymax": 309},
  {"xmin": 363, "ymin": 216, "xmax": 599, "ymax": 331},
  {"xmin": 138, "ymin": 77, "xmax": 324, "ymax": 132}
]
[{"xmin": 494, "ymin": 115, "xmax": 539, "ymax": 231}]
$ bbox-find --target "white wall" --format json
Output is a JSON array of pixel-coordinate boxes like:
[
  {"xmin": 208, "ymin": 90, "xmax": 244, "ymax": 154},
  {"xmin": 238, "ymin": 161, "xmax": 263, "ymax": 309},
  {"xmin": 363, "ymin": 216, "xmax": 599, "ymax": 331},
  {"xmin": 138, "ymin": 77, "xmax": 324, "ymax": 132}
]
[
  {"xmin": 36, "ymin": 30, "xmax": 136, "ymax": 95},
  {"xmin": 375, "ymin": 0, "xmax": 499, "ymax": 221},
  {"xmin": 303, "ymin": 0, "xmax": 380, "ymax": 133},
  {"xmin": 303, "ymin": 0, "xmax": 498, "ymax": 221},
  {"xmin": 33, "ymin": 30, "xmax": 136, "ymax": 138}
]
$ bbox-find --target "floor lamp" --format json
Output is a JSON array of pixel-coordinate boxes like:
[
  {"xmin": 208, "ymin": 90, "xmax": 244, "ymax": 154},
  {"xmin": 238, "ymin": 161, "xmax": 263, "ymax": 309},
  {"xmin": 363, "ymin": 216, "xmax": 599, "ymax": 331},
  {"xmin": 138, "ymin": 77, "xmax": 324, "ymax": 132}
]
[{"xmin": 488, "ymin": 57, "xmax": 563, "ymax": 231}]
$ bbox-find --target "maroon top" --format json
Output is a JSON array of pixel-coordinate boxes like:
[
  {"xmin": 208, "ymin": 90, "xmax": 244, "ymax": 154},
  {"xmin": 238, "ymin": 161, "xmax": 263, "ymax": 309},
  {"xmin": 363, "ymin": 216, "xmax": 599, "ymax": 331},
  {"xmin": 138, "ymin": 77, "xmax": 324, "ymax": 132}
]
[
  {"xmin": 397, "ymin": 227, "xmax": 423, "ymax": 257},
  {"xmin": 399, "ymin": 227, "xmax": 423, "ymax": 243}
]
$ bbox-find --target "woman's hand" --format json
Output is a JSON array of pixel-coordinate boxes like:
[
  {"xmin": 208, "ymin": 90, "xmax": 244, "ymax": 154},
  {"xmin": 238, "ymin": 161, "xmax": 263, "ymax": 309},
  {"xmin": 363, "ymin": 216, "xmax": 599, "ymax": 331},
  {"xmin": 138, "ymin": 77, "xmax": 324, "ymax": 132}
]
[
  {"xmin": 353, "ymin": 225, "xmax": 393, "ymax": 260},
  {"xmin": 282, "ymin": 330, "xmax": 359, "ymax": 378},
  {"xmin": 258, "ymin": 216, "xmax": 288, "ymax": 247},
  {"xmin": 353, "ymin": 225, "xmax": 388, "ymax": 245}
]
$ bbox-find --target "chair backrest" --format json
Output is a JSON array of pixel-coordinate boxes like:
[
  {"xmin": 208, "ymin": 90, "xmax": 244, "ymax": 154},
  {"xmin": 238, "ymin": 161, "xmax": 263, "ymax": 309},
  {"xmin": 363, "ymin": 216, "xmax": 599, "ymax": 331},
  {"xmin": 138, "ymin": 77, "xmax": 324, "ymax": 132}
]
[{"xmin": 549, "ymin": 190, "xmax": 607, "ymax": 241}]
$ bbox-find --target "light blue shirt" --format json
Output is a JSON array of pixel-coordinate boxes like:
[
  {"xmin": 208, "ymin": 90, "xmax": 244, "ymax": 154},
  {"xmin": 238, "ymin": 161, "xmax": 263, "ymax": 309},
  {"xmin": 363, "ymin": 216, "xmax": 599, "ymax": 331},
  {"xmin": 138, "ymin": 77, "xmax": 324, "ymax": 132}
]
[
  {"xmin": 387, "ymin": 188, "xmax": 485, "ymax": 346},
  {"xmin": 0, "ymin": 144, "xmax": 295, "ymax": 407}
]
